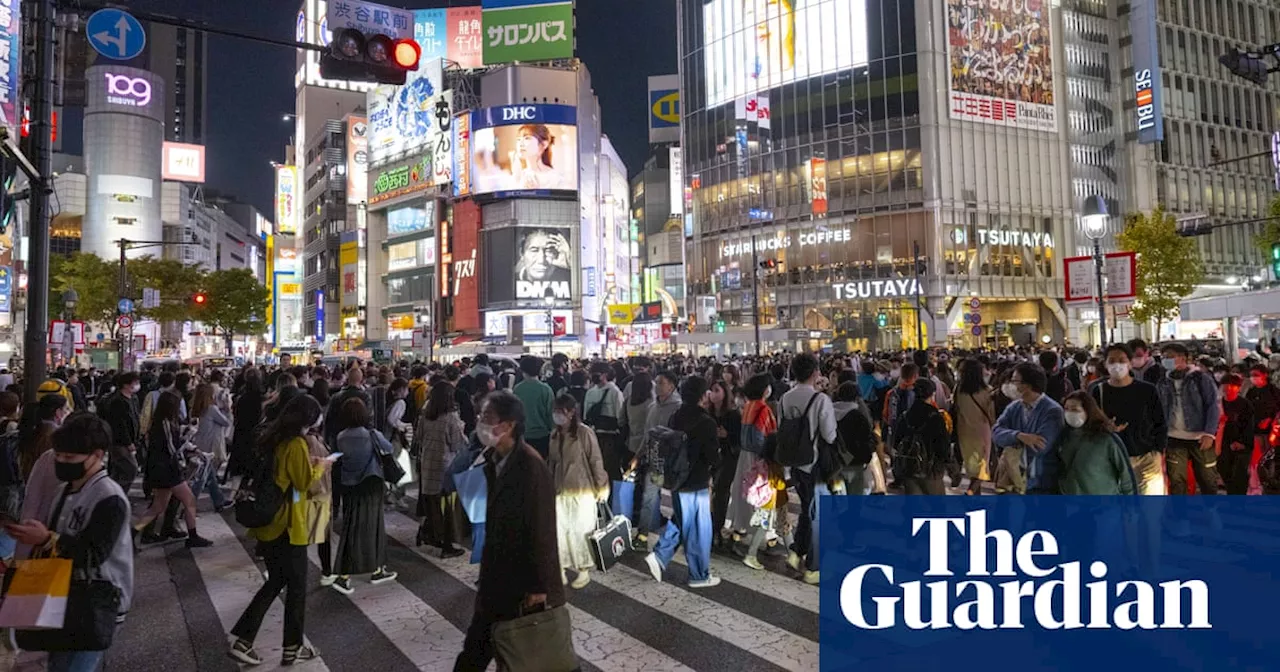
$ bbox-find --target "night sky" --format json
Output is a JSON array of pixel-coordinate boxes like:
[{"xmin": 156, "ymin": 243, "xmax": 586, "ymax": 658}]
[{"xmin": 114, "ymin": 0, "xmax": 677, "ymax": 216}]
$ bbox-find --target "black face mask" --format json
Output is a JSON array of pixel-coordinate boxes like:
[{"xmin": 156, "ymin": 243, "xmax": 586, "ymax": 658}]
[{"xmin": 54, "ymin": 459, "xmax": 89, "ymax": 483}]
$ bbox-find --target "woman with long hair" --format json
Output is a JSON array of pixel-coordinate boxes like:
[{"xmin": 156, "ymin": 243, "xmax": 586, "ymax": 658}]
[
  {"xmin": 133, "ymin": 391, "xmax": 212, "ymax": 547},
  {"xmin": 707, "ymin": 380, "xmax": 742, "ymax": 550},
  {"xmin": 309, "ymin": 378, "xmax": 331, "ymax": 408},
  {"xmin": 548, "ymin": 393, "xmax": 608, "ymax": 588},
  {"xmin": 413, "ymin": 381, "xmax": 466, "ymax": 556},
  {"xmin": 229, "ymin": 395, "xmax": 331, "ymax": 666},
  {"xmin": 1056, "ymin": 391, "xmax": 1136, "ymax": 495},
  {"xmin": 953, "ymin": 358, "xmax": 996, "ymax": 495},
  {"xmin": 189, "ymin": 383, "xmax": 231, "ymax": 511},
  {"xmin": 730, "ymin": 374, "xmax": 783, "ymax": 570},
  {"xmin": 331, "ymin": 398, "xmax": 398, "ymax": 593}
]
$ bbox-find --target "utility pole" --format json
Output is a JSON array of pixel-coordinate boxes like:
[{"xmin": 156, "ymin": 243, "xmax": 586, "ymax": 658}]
[
  {"xmin": 22, "ymin": 0, "xmax": 56, "ymax": 402},
  {"xmin": 913, "ymin": 240, "xmax": 924, "ymax": 350},
  {"xmin": 750, "ymin": 234, "xmax": 761, "ymax": 356}
]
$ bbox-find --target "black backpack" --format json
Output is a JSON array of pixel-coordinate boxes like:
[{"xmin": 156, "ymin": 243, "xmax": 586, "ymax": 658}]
[
  {"xmin": 775, "ymin": 393, "xmax": 821, "ymax": 468},
  {"xmin": 585, "ymin": 391, "xmax": 620, "ymax": 433},
  {"xmin": 646, "ymin": 425, "xmax": 690, "ymax": 491},
  {"xmin": 233, "ymin": 448, "xmax": 287, "ymax": 529},
  {"xmin": 892, "ymin": 415, "xmax": 940, "ymax": 480}
]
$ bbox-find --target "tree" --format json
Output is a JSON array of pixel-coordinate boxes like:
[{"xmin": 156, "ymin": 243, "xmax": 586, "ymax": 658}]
[
  {"xmin": 197, "ymin": 269, "xmax": 270, "ymax": 356},
  {"xmin": 129, "ymin": 257, "xmax": 206, "ymax": 324},
  {"xmin": 49, "ymin": 253, "xmax": 121, "ymax": 339},
  {"xmin": 1253, "ymin": 195, "xmax": 1280, "ymax": 256},
  {"xmin": 1116, "ymin": 206, "xmax": 1205, "ymax": 337}
]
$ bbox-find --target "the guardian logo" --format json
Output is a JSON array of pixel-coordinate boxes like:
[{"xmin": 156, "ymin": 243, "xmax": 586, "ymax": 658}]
[
  {"xmin": 841, "ymin": 511, "xmax": 1211, "ymax": 630},
  {"xmin": 501, "ymin": 106, "xmax": 538, "ymax": 122}
]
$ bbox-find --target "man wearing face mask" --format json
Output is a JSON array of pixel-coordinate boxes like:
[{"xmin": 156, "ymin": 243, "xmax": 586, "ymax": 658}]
[
  {"xmin": 992, "ymin": 364, "xmax": 1063, "ymax": 494},
  {"xmin": 1154, "ymin": 343, "xmax": 1221, "ymax": 496},
  {"xmin": 100, "ymin": 372, "xmax": 142, "ymax": 490},
  {"xmin": 1127, "ymin": 339, "xmax": 1165, "ymax": 385},
  {"xmin": 1089, "ymin": 344, "xmax": 1168, "ymax": 495},
  {"xmin": 1218, "ymin": 374, "xmax": 1254, "ymax": 495}
]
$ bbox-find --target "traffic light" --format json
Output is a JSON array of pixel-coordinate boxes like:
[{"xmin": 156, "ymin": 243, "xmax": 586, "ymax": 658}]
[
  {"xmin": 715, "ymin": 320, "xmax": 726, "ymax": 333},
  {"xmin": 1220, "ymin": 47, "xmax": 1271, "ymax": 86},
  {"xmin": 321, "ymin": 29, "xmax": 421, "ymax": 85},
  {"xmin": 192, "ymin": 292, "xmax": 208, "ymax": 307},
  {"xmin": 1271, "ymin": 243, "xmax": 1280, "ymax": 278},
  {"xmin": 0, "ymin": 157, "xmax": 15, "ymax": 235},
  {"xmin": 876, "ymin": 312, "xmax": 888, "ymax": 328},
  {"xmin": 758, "ymin": 259, "xmax": 777, "ymax": 270}
]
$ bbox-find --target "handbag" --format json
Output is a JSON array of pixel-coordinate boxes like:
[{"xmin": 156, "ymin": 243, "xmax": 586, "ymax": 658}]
[
  {"xmin": 588, "ymin": 502, "xmax": 631, "ymax": 572},
  {"xmin": 453, "ymin": 465, "xmax": 488, "ymax": 524},
  {"xmin": 0, "ymin": 557, "xmax": 71, "ymax": 630},
  {"xmin": 491, "ymin": 603, "xmax": 578, "ymax": 672}
]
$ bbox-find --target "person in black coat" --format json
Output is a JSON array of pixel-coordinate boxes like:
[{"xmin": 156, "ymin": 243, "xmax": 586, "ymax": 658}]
[
  {"xmin": 455, "ymin": 391, "xmax": 571, "ymax": 672},
  {"xmin": 228, "ymin": 369, "xmax": 264, "ymax": 478},
  {"xmin": 893, "ymin": 378, "xmax": 952, "ymax": 496},
  {"xmin": 103, "ymin": 372, "xmax": 142, "ymax": 489},
  {"xmin": 325, "ymin": 367, "xmax": 373, "ymax": 447}
]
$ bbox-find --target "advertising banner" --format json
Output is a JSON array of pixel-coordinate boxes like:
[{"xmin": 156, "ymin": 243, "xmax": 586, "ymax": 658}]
[
  {"xmin": 340, "ymin": 233, "xmax": 359, "ymax": 319},
  {"xmin": 820, "ymin": 497, "xmax": 1280, "ymax": 670},
  {"xmin": 325, "ymin": 0, "xmax": 413, "ymax": 39},
  {"xmin": 416, "ymin": 7, "xmax": 484, "ymax": 69},
  {"xmin": 647, "ymin": 74, "xmax": 680, "ymax": 144},
  {"xmin": 346, "ymin": 116, "xmax": 368, "ymax": 203},
  {"xmin": 1064, "ymin": 251, "xmax": 1137, "ymax": 306},
  {"xmin": 432, "ymin": 90, "xmax": 454, "ymax": 186},
  {"xmin": 669, "ymin": 146, "xmax": 684, "ymax": 216},
  {"xmin": 453, "ymin": 111, "xmax": 472, "ymax": 197},
  {"xmin": 734, "ymin": 94, "xmax": 771, "ymax": 129},
  {"xmin": 0, "ymin": 0, "xmax": 18, "ymax": 139},
  {"xmin": 315, "ymin": 289, "xmax": 325, "ymax": 343},
  {"xmin": 161, "ymin": 142, "xmax": 206, "ymax": 183},
  {"xmin": 808, "ymin": 157, "xmax": 828, "ymax": 216},
  {"xmin": 387, "ymin": 202, "xmax": 434, "ymax": 237},
  {"xmin": 370, "ymin": 157, "xmax": 432, "ymax": 205},
  {"xmin": 367, "ymin": 58, "xmax": 446, "ymax": 165},
  {"xmin": 468, "ymin": 104, "xmax": 578, "ymax": 196},
  {"xmin": 1131, "ymin": 0, "xmax": 1163, "ymax": 144},
  {"xmin": 481, "ymin": 0, "xmax": 573, "ymax": 65},
  {"xmin": 946, "ymin": 0, "xmax": 1057, "ymax": 132},
  {"xmin": 451, "ymin": 199, "xmax": 482, "ymax": 331},
  {"xmin": 515, "ymin": 227, "xmax": 572, "ymax": 300},
  {"xmin": 703, "ymin": 0, "xmax": 868, "ymax": 107},
  {"xmin": 275, "ymin": 165, "xmax": 299, "ymax": 234}
]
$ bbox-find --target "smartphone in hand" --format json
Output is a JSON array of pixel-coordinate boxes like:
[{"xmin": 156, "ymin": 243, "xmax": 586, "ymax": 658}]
[{"xmin": 324, "ymin": 452, "xmax": 343, "ymax": 462}]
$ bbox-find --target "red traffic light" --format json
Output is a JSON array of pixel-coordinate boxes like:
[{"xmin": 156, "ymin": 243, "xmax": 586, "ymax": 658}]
[
  {"xmin": 393, "ymin": 39, "xmax": 421, "ymax": 70},
  {"xmin": 193, "ymin": 293, "xmax": 207, "ymax": 305}
]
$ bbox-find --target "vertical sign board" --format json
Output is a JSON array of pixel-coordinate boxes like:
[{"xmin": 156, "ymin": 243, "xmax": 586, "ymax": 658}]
[
  {"xmin": 648, "ymin": 74, "xmax": 680, "ymax": 144},
  {"xmin": 809, "ymin": 157, "xmax": 828, "ymax": 216},
  {"xmin": 1131, "ymin": 0, "xmax": 1163, "ymax": 144},
  {"xmin": 453, "ymin": 111, "xmax": 472, "ymax": 197},
  {"xmin": 275, "ymin": 165, "xmax": 299, "ymax": 235},
  {"xmin": 315, "ymin": 289, "xmax": 326, "ymax": 343},
  {"xmin": 0, "ymin": 1, "xmax": 19, "ymax": 140},
  {"xmin": 346, "ymin": 116, "xmax": 368, "ymax": 203},
  {"xmin": 416, "ymin": 7, "xmax": 484, "ymax": 69},
  {"xmin": 669, "ymin": 146, "xmax": 684, "ymax": 216}
]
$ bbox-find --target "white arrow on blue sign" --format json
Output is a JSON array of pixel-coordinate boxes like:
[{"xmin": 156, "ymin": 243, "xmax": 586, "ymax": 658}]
[
  {"xmin": 117, "ymin": 298, "xmax": 134, "ymax": 314},
  {"xmin": 86, "ymin": 9, "xmax": 147, "ymax": 61}
]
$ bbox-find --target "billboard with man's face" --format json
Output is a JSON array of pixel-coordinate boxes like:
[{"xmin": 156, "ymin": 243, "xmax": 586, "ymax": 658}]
[{"xmin": 485, "ymin": 226, "xmax": 574, "ymax": 305}]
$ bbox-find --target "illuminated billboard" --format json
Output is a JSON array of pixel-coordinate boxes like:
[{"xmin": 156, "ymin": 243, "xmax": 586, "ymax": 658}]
[
  {"xmin": 414, "ymin": 7, "xmax": 484, "ymax": 69},
  {"xmin": 162, "ymin": 142, "xmax": 206, "ymax": 183},
  {"xmin": 481, "ymin": 0, "xmax": 573, "ymax": 65},
  {"xmin": 702, "ymin": 0, "xmax": 869, "ymax": 107},
  {"xmin": 485, "ymin": 226, "xmax": 574, "ymax": 303},
  {"xmin": 467, "ymin": 104, "xmax": 578, "ymax": 197},
  {"xmin": 648, "ymin": 74, "xmax": 680, "ymax": 144},
  {"xmin": 346, "ymin": 116, "xmax": 368, "ymax": 203},
  {"xmin": 945, "ymin": 0, "xmax": 1057, "ymax": 132},
  {"xmin": 367, "ymin": 58, "xmax": 446, "ymax": 165},
  {"xmin": 274, "ymin": 165, "xmax": 299, "ymax": 235}
]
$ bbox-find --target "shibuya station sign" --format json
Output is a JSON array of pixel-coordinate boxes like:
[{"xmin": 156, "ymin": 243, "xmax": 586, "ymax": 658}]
[
  {"xmin": 104, "ymin": 73, "xmax": 152, "ymax": 107},
  {"xmin": 832, "ymin": 278, "xmax": 921, "ymax": 300},
  {"xmin": 720, "ymin": 228, "xmax": 851, "ymax": 257}
]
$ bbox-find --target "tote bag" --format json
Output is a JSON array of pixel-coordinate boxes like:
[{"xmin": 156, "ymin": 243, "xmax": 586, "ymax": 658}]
[{"xmin": 453, "ymin": 466, "xmax": 488, "ymax": 524}]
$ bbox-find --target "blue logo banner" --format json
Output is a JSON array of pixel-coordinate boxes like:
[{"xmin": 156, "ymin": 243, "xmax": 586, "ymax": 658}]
[{"xmin": 819, "ymin": 496, "xmax": 1280, "ymax": 671}]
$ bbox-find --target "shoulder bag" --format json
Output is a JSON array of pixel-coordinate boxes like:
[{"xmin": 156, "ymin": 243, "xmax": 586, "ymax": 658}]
[{"xmin": 491, "ymin": 602, "xmax": 578, "ymax": 672}]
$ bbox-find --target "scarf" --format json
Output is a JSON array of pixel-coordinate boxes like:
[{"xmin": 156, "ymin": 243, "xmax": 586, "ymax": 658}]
[{"xmin": 743, "ymin": 399, "xmax": 777, "ymax": 436}]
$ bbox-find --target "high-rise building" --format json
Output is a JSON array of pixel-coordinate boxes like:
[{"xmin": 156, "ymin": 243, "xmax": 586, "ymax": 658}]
[{"xmin": 145, "ymin": 24, "xmax": 209, "ymax": 144}]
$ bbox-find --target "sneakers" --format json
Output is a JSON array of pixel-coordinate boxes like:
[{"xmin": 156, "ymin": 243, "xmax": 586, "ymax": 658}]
[
  {"xmin": 138, "ymin": 532, "xmax": 165, "ymax": 545},
  {"xmin": 281, "ymin": 644, "xmax": 317, "ymax": 666},
  {"xmin": 228, "ymin": 638, "xmax": 263, "ymax": 666},
  {"xmin": 570, "ymin": 570, "xmax": 591, "ymax": 589},
  {"xmin": 803, "ymin": 570, "xmax": 820, "ymax": 585},
  {"xmin": 643, "ymin": 552, "xmax": 663, "ymax": 582},
  {"xmin": 319, "ymin": 575, "xmax": 338, "ymax": 587},
  {"xmin": 688, "ymin": 575, "xmax": 722, "ymax": 589},
  {"xmin": 330, "ymin": 576, "xmax": 353, "ymax": 595},
  {"xmin": 440, "ymin": 546, "xmax": 466, "ymax": 559},
  {"xmin": 743, "ymin": 556, "xmax": 764, "ymax": 571},
  {"xmin": 561, "ymin": 569, "xmax": 569, "ymax": 586},
  {"xmin": 185, "ymin": 534, "xmax": 213, "ymax": 549},
  {"xmin": 163, "ymin": 528, "xmax": 188, "ymax": 541},
  {"xmin": 786, "ymin": 551, "xmax": 801, "ymax": 572},
  {"xmin": 370, "ymin": 568, "xmax": 398, "ymax": 585}
]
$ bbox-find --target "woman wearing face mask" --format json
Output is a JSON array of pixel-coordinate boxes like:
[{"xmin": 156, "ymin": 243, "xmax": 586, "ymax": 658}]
[
  {"xmin": 413, "ymin": 381, "xmax": 466, "ymax": 557},
  {"xmin": 1054, "ymin": 391, "xmax": 1136, "ymax": 495},
  {"xmin": 953, "ymin": 359, "xmax": 996, "ymax": 495},
  {"xmin": 6, "ymin": 413, "xmax": 134, "ymax": 671},
  {"xmin": 548, "ymin": 394, "xmax": 608, "ymax": 589}
]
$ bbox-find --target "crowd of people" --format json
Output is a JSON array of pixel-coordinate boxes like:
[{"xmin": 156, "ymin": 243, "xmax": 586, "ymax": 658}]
[{"xmin": 0, "ymin": 337, "xmax": 1277, "ymax": 669}]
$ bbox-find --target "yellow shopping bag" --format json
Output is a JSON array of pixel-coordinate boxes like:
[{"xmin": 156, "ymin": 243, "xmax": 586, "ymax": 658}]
[{"xmin": 0, "ymin": 557, "xmax": 72, "ymax": 630}]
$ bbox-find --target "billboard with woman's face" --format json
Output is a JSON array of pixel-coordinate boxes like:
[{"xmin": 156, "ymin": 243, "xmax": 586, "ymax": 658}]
[{"xmin": 467, "ymin": 104, "xmax": 579, "ymax": 197}]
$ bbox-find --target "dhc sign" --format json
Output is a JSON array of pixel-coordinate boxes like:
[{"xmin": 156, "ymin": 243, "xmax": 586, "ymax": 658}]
[
  {"xmin": 501, "ymin": 106, "xmax": 537, "ymax": 122},
  {"xmin": 474, "ymin": 104, "xmax": 577, "ymax": 129}
]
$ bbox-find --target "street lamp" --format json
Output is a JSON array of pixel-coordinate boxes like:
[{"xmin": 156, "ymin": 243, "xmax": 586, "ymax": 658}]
[
  {"xmin": 1082, "ymin": 195, "xmax": 1110, "ymax": 348},
  {"xmin": 61, "ymin": 288, "xmax": 78, "ymax": 368},
  {"xmin": 544, "ymin": 296, "xmax": 555, "ymax": 359}
]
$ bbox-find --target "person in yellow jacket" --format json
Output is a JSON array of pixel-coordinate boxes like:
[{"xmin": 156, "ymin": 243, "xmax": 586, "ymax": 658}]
[
  {"xmin": 36, "ymin": 378, "xmax": 74, "ymax": 408},
  {"xmin": 407, "ymin": 366, "xmax": 429, "ymax": 416},
  {"xmin": 227, "ymin": 395, "xmax": 332, "ymax": 667}
]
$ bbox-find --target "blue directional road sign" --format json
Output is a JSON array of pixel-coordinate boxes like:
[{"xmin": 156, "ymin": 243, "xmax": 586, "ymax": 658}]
[
  {"xmin": 86, "ymin": 9, "xmax": 146, "ymax": 61},
  {"xmin": 117, "ymin": 298, "xmax": 134, "ymax": 314}
]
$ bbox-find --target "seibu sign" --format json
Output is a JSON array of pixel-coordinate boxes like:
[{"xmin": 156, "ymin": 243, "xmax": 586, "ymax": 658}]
[
  {"xmin": 721, "ymin": 228, "xmax": 851, "ymax": 257},
  {"xmin": 833, "ymin": 278, "xmax": 921, "ymax": 300},
  {"xmin": 104, "ymin": 73, "xmax": 152, "ymax": 107}
]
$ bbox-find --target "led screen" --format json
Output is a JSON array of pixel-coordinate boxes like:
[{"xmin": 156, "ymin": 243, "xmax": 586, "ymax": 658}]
[{"xmin": 467, "ymin": 104, "xmax": 579, "ymax": 197}]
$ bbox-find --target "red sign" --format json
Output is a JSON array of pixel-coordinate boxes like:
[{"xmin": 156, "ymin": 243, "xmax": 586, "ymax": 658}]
[
  {"xmin": 661, "ymin": 323, "xmax": 672, "ymax": 340},
  {"xmin": 451, "ymin": 199, "xmax": 482, "ymax": 332},
  {"xmin": 552, "ymin": 316, "xmax": 567, "ymax": 337},
  {"xmin": 950, "ymin": 93, "xmax": 1019, "ymax": 123},
  {"xmin": 809, "ymin": 158, "xmax": 828, "ymax": 216}
]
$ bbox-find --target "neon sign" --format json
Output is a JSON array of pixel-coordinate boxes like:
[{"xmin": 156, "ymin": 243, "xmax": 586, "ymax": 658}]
[{"xmin": 104, "ymin": 73, "xmax": 152, "ymax": 107}]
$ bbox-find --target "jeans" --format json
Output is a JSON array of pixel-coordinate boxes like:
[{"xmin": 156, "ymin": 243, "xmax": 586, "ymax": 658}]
[
  {"xmin": 1166, "ymin": 437, "xmax": 1219, "ymax": 495},
  {"xmin": 791, "ymin": 469, "xmax": 818, "ymax": 571},
  {"xmin": 231, "ymin": 536, "xmax": 309, "ymax": 648},
  {"xmin": 203, "ymin": 467, "xmax": 227, "ymax": 509},
  {"xmin": 653, "ymin": 489, "xmax": 712, "ymax": 582},
  {"xmin": 808, "ymin": 483, "xmax": 830, "ymax": 568},
  {"xmin": 47, "ymin": 651, "xmax": 105, "ymax": 672},
  {"xmin": 638, "ymin": 475, "xmax": 663, "ymax": 536}
]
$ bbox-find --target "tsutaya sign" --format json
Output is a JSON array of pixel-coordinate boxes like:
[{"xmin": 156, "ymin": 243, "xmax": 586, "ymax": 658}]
[
  {"xmin": 978, "ymin": 229, "xmax": 1054, "ymax": 249},
  {"xmin": 833, "ymin": 278, "xmax": 920, "ymax": 300},
  {"xmin": 720, "ymin": 228, "xmax": 851, "ymax": 257},
  {"xmin": 104, "ymin": 73, "xmax": 152, "ymax": 107}
]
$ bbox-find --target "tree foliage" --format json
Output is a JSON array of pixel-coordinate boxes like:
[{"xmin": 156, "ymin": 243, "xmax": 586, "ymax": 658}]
[
  {"xmin": 196, "ymin": 268, "xmax": 271, "ymax": 355},
  {"xmin": 130, "ymin": 257, "xmax": 205, "ymax": 323},
  {"xmin": 50, "ymin": 253, "xmax": 119, "ymax": 337},
  {"xmin": 1253, "ymin": 196, "xmax": 1280, "ymax": 257},
  {"xmin": 1116, "ymin": 206, "xmax": 1205, "ymax": 336}
]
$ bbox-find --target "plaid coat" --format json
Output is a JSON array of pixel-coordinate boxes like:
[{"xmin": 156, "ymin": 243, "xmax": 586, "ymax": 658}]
[{"xmin": 414, "ymin": 409, "xmax": 465, "ymax": 496}]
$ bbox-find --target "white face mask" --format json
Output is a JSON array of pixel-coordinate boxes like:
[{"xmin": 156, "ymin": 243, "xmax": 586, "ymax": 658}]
[
  {"xmin": 476, "ymin": 422, "xmax": 500, "ymax": 447},
  {"xmin": 1131, "ymin": 355, "xmax": 1147, "ymax": 369},
  {"xmin": 553, "ymin": 412, "xmax": 569, "ymax": 427},
  {"xmin": 1107, "ymin": 362, "xmax": 1130, "ymax": 379},
  {"xmin": 1064, "ymin": 411, "xmax": 1087, "ymax": 428},
  {"xmin": 1001, "ymin": 382, "xmax": 1020, "ymax": 399}
]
